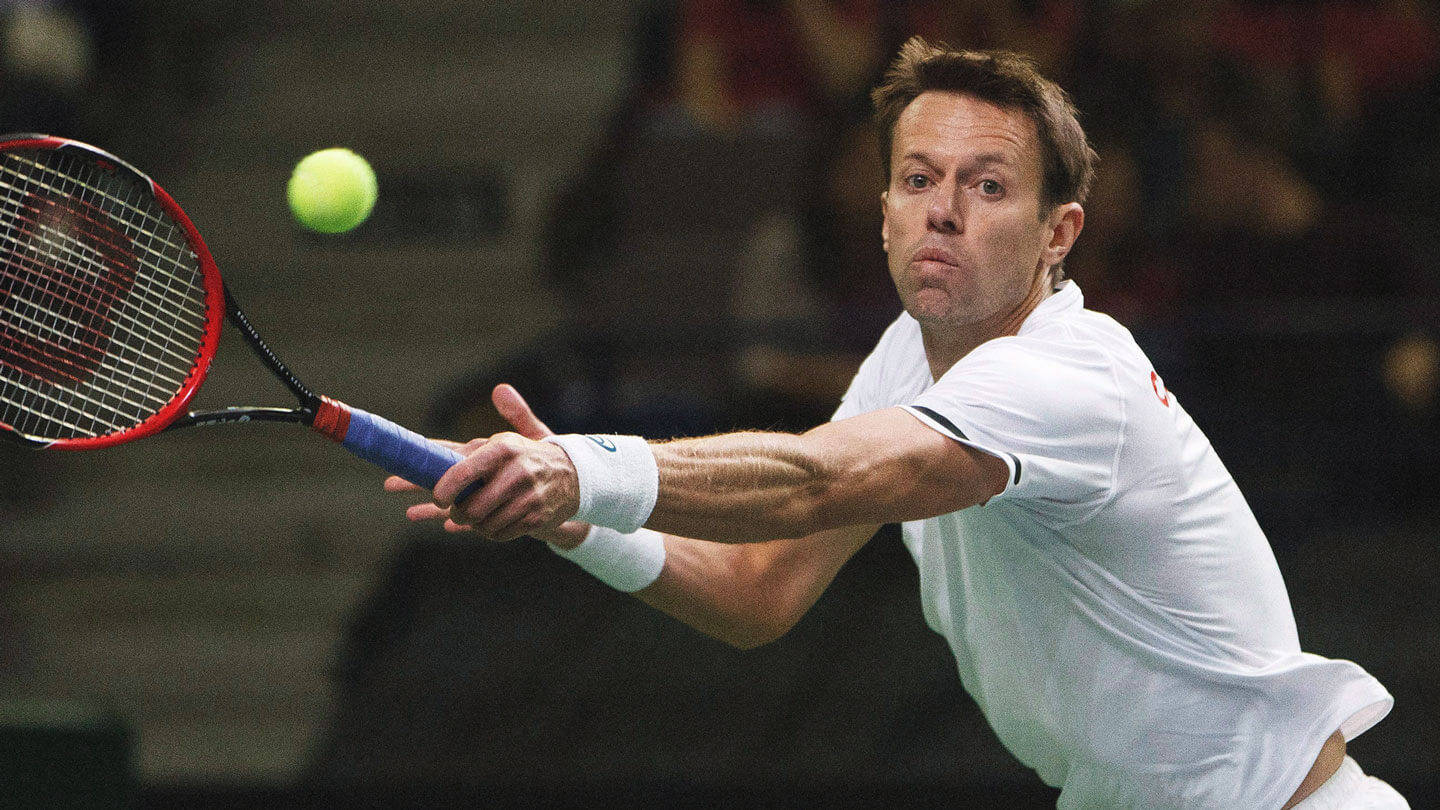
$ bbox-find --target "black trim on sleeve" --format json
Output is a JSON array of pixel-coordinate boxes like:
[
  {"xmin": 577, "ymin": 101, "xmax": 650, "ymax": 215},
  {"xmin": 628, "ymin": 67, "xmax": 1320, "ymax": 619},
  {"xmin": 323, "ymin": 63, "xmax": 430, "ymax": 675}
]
[
  {"xmin": 912, "ymin": 406, "xmax": 968, "ymax": 440},
  {"xmin": 912, "ymin": 406, "xmax": 1021, "ymax": 486}
]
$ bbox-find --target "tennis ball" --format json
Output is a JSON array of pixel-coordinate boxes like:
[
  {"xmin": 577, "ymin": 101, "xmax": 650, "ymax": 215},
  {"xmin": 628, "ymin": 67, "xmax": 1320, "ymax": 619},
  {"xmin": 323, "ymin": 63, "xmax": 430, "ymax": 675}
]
[{"xmin": 287, "ymin": 147, "xmax": 377, "ymax": 233}]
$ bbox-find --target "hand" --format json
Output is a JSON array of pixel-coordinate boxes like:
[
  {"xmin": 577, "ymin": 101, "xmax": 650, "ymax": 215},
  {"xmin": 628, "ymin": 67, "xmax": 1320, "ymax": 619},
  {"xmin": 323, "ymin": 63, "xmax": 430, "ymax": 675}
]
[{"xmin": 384, "ymin": 384, "xmax": 589, "ymax": 546}]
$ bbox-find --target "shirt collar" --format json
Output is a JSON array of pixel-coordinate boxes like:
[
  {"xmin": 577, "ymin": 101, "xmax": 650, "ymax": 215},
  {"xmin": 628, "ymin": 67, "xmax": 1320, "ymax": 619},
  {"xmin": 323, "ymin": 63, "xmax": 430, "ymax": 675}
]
[{"xmin": 1017, "ymin": 280, "xmax": 1083, "ymax": 337}]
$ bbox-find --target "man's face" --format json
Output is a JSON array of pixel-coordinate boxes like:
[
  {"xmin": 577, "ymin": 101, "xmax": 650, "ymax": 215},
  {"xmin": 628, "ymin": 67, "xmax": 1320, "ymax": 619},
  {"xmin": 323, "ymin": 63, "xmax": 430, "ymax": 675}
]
[{"xmin": 881, "ymin": 91, "xmax": 1059, "ymax": 331}]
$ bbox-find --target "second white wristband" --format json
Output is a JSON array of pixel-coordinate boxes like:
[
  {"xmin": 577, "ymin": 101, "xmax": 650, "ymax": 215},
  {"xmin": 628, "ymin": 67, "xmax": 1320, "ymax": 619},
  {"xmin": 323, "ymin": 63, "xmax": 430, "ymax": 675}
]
[
  {"xmin": 543, "ymin": 433, "xmax": 659, "ymax": 533},
  {"xmin": 548, "ymin": 525, "xmax": 666, "ymax": 592}
]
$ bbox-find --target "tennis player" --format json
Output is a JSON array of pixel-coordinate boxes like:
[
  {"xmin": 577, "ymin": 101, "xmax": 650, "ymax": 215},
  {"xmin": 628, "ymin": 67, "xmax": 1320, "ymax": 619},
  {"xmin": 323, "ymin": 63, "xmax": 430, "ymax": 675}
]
[{"xmin": 398, "ymin": 39, "xmax": 1404, "ymax": 808}]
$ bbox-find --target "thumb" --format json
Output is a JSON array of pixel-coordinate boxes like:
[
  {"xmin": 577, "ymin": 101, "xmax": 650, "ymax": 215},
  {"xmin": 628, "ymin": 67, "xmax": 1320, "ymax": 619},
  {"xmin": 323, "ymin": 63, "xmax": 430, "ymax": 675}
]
[{"xmin": 491, "ymin": 383, "xmax": 554, "ymax": 439}]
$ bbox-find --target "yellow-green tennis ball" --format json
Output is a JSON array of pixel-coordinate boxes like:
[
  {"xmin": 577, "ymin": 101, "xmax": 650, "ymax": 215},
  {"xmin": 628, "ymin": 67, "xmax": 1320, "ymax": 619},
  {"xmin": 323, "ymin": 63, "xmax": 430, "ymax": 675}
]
[{"xmin": 287, "ymin": 148, "xmax": 377, "ymax": 233}]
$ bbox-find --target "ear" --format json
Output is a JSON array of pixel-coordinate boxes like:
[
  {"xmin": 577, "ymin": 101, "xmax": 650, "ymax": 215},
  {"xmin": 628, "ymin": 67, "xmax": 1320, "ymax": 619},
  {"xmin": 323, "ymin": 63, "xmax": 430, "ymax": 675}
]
[
  {"xmin": 880, "ymin": 190, "xmax": 891, "ymax": 253},
  {"xmin": 1042, "ymin": 202, "xmax": 1084, "ymax": 267}
]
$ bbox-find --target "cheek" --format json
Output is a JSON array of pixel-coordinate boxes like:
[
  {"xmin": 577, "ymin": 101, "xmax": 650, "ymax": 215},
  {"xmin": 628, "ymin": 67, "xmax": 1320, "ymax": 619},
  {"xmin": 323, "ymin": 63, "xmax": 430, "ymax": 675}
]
[{"xmin": 981, "ymin": 216, "xmax": 1045, "ymax": 268}]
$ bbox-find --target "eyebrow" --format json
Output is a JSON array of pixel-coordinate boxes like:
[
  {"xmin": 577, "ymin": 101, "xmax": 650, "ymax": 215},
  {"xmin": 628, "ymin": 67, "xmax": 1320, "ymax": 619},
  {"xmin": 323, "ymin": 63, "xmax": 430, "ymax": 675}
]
[{"xmin": 899, "ymin": 151, "xmax": 1018, "ymax": 176}]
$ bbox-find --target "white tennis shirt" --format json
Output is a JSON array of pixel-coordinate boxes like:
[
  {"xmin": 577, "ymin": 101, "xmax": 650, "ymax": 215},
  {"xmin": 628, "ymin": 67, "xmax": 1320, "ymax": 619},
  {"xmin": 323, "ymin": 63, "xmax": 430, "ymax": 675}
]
[{"xmin": 832, "ymin": 281, "xmax": 1392, "ymax": 809}]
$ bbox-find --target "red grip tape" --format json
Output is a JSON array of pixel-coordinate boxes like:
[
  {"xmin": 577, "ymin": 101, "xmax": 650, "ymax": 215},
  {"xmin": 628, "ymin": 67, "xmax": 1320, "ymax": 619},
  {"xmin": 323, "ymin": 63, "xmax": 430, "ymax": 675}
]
[{"xmin": 313, "ymin": 396, "xmax": 352, "ymax": 442}]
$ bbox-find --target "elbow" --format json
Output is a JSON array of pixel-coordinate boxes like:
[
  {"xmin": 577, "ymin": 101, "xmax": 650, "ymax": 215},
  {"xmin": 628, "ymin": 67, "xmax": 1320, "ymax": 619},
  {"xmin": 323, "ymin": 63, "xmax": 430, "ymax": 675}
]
[
  {"xmin": 709, "ymin": 583, "xmax": 804, "ymax": 650},
  {"xmin": 718, "ymin": 631, "xmax": 767, "ymax": 651}
]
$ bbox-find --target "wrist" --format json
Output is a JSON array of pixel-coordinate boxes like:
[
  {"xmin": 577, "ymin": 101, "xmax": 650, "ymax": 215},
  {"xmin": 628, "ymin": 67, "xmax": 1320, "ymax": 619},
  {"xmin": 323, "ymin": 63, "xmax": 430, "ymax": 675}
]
[
  {"xmin": 548, "ymin": 525, "xmax": 666, "ymax": 592},
  {"xmin": 543, "ymin": 434, "xmax": 658, "ymax": 533},
  {"xmin": 528, "ymin": 520, "xmax": 590, "ymax": 550}
]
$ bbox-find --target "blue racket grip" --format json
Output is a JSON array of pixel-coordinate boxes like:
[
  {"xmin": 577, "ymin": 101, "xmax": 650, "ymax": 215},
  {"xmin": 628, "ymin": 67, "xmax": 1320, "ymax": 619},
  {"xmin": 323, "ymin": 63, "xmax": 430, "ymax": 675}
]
[{"xmin": 334, "ymin": 405, "xmax": 485, "ymax": 504}]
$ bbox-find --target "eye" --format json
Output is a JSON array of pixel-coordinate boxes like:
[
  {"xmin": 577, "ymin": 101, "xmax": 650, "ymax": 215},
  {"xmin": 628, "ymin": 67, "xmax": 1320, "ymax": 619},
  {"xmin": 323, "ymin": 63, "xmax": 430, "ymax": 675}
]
[
  {"xmin": 979, "ymin": 179, "xmax": 1003, "ymax": 196},
  {"xmin": 904, "ymin": 174, "xmax": 931, "ymax": 190}
]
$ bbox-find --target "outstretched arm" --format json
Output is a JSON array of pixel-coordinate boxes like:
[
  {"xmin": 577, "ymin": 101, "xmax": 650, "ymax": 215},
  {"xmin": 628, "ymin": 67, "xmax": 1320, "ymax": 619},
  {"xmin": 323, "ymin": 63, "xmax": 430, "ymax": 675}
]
[
  {"xmin": 430, "ymin": 401, "xmax": 1008, "ymax": 544},
  {"xmin": 393, "ymin": 385, "xmax": 877, "ymax": 649},
  {"xmin": 642, "ymin": 408, "xmax": 1006, "ymax": 540}
]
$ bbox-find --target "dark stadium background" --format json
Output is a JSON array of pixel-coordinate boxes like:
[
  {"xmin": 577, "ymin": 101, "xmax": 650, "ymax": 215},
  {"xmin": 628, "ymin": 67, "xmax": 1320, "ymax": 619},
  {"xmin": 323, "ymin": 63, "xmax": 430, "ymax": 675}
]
[{"xmin": 0, "ymin": 1, "xmax": 1435, "ymax": 807}]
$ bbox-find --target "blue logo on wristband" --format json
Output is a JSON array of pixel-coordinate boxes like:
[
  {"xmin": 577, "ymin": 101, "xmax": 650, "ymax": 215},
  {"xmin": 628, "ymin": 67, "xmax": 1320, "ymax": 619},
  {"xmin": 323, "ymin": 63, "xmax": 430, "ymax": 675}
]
[{"xmin": 587, "ymin": 435, "xmax": 617, "ymax": 452}]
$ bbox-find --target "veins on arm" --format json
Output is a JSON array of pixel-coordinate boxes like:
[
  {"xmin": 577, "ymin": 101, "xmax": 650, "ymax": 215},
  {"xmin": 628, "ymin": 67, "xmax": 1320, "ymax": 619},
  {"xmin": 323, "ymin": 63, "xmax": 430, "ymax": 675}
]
[{"xmin": 643, "ymin": 408, "xmax": 1008, "ymax": 542}]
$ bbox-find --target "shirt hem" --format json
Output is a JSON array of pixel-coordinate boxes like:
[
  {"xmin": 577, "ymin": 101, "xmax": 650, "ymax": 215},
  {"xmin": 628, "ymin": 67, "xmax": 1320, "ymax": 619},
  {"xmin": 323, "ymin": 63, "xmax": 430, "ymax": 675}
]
[{"xmin": 1263, "ymin": 684, "xmax": 1394, "ymax": 810}]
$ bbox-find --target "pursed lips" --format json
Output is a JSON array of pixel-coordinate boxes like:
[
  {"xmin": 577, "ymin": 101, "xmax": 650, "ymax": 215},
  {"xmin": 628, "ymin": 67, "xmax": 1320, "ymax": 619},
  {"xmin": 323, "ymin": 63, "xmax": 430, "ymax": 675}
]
[{"xmin": 910, "ymin": 246, "xmax": 962, "ymax": 286}]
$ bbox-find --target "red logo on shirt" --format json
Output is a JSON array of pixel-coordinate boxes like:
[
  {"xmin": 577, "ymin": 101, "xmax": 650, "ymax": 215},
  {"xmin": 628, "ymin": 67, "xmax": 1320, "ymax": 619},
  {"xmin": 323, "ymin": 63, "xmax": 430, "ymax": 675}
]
[{"xmin": 1151, "ymin": 371, "xmax": 1170, "ymax": 407}]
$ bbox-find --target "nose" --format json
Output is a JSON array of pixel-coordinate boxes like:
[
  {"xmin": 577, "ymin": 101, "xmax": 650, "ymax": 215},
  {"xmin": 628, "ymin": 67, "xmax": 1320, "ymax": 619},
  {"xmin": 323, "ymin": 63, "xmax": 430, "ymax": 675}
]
[{"xmin": 925, "ymin": 182, "xmax": 961, "ymax": 234}]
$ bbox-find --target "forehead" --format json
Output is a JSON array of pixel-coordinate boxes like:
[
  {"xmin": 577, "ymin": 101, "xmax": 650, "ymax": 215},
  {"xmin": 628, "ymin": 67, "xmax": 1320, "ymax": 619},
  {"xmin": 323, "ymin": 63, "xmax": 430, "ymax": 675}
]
[{"xmin": 891, "ymin": 91, "xmax": 1041, "ymax": 176}]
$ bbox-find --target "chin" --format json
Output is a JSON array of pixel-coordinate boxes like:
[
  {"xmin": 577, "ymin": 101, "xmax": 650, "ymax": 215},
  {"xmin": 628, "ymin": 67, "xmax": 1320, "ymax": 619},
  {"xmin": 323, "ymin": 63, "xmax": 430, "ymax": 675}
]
[{"xmin": 906, "ymin": 287, "xmax": 975, "ymax": 326}]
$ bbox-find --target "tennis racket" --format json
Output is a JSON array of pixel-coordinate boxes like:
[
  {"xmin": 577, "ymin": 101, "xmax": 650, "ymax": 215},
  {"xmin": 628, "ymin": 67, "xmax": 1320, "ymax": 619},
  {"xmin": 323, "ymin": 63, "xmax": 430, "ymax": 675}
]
[{"xmin": 0, "ymin": 134, "xmax": 477, "ymax": 495}]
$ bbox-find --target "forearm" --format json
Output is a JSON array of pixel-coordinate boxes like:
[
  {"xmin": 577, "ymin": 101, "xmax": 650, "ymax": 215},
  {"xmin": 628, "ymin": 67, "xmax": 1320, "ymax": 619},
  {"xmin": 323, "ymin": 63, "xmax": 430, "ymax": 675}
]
[
  {"xmin": 541, "ymin": 515, "xmax": 875, "ymax": 648},
  {"xmin": 636, "ymin": 535, "xmax": 799, "ymax": 650},
  {"xmin": 435, "ymin": 408, "xmax": 1002, "ymax": 547},
  {"xmin": 642, "ymin": 408, "xmax": 992, "ymax": 542},
  {"xmin": 647, "ymin": 430, "xmax": 837, "ymax": 542},
  {"xmin": 578, "ymin": 524, "xmax": 876, "ymax": 650},
  {"xmin": 541, "ymin": 508, "xmax": 825, "ymax": 645}
]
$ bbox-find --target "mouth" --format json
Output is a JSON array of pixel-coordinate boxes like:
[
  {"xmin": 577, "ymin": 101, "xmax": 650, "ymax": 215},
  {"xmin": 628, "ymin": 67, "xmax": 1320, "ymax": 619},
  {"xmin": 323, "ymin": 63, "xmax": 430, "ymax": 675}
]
[
  {"xmin": 911, "ymin": 246, "xmax": 959, "ymax": 266},
  {"xmin": 909, "ymin": 246, "xmax": 961, "ymax": 288}
]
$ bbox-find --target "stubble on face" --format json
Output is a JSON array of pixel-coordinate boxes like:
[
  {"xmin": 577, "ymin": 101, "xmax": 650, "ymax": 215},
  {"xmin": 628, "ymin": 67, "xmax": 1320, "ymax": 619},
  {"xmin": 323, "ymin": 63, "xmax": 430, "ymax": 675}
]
[{"xmin": 881, "ymin": 92, "xmax": 1055, "ymax": 361}]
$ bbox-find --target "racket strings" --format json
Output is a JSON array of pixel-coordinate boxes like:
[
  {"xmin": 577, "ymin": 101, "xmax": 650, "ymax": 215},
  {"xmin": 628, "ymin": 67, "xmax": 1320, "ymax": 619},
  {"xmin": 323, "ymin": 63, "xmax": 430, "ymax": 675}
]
[
  {"xmin": 0, "ymin": 240, "xmax": 200, "ymax": 374},
  {"xmin": 0, "ymin": 164, "xmax": 208, "ymax": 319},
  {"xmin": 0, "ymin": 159, "xmax": 207, "ymax": 328},
  {"xmin": 0, "ymin": 149, "xmax": 210, "ymax": 440}
]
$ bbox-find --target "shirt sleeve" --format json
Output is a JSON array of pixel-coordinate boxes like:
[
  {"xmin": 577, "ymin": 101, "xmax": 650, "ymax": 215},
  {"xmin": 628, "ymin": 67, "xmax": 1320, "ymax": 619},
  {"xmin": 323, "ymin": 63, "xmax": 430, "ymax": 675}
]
[{"xmin": 904, "ymin": 335, "xmax": 1125, "ymax": 523}]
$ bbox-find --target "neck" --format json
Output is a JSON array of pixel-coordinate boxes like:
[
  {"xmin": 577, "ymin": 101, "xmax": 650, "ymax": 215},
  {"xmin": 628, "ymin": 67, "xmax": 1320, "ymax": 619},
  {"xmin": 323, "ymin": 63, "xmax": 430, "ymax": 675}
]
[{"xmin": 922, "ymin": 275, "xmax": 1054, "ymax": 381}]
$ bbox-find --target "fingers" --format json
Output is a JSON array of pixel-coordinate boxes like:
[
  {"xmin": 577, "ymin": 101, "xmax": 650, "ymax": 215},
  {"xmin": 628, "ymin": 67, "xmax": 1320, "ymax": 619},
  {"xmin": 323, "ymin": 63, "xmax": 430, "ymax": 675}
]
[
  {"xmin": 387, "ymin": 413, "xmax": 574, "ymax": 543},
  {"xmin": 444, "ymin": 457, "xmax": 542, "ymax": 541},
  {"xmin": 385, "ymin": 475, "xmax": 423, "ymax": 492},
  {"xmin": 472, "ymin": 491, "xmax": 545, "ymax": 542},
  {"xmin": 406, "ymin": 502, "xmax": 449, "ymax": 522},
  {"xmin": 492, "ymin": 383, "xmax": 554, "ymax": 439},
  {"xmin": 433, "ymin": 434, "xmax": 579, "ymax": 541},
  {"xmin": 432, "ymin": 436, "xmax": 504, "ymax": 508}
]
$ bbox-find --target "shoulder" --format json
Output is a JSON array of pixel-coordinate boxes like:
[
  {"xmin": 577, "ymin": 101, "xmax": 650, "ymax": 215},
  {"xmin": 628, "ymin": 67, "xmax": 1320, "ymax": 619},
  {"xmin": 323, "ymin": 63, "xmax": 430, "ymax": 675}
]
[
  {"xmin": 953, "ymin": 316, "xmax": 1124, "ymax": 399},
  {"xmin": 922, "ymin": 316, "xmax": 1129, "ymax": 447}
]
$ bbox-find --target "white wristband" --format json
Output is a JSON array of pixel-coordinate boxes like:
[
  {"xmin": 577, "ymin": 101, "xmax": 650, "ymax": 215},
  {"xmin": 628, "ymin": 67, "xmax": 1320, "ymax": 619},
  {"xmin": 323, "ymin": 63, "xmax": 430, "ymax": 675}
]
[
  {"xmin": 543, "ymin": 434, "xmax": 658, "ymax": 533},
  {"xmin": 548, "ymin": 525, "xmax": 666, "ymax": 592}
]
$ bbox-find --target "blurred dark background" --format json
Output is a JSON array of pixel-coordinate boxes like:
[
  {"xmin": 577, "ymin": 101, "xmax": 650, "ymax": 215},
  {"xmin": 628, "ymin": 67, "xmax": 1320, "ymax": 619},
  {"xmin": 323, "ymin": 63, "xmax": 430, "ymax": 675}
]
[{"xmin": 0, "ymin": 0, "xmax": 1436, "ymax": 807}]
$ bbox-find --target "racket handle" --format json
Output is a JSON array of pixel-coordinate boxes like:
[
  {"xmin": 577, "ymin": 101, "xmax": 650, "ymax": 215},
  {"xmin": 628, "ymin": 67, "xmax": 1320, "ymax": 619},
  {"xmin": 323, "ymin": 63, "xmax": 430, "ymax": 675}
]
[{"xmin": 316, "ymin": 400, "xmax": 484, "ymax": 502}]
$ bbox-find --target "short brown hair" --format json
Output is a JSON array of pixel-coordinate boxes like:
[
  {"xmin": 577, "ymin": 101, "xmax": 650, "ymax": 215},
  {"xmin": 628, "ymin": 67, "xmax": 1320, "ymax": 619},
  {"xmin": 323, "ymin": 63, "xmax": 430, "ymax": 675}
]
[{"xmin": 871, "ymin": 38, "xmax": 1098, "ymax": 214}]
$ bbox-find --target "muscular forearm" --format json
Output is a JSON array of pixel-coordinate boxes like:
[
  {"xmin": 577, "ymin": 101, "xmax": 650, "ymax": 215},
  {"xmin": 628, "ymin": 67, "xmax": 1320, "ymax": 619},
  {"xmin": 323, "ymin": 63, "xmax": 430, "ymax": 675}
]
[
  {"xmin": 641, "ymin": 408, "xmax": 1002, "ymax": 542},
  {"xmin": 435, "ymin": 408, "xmax": 1002, "ymax": 547},
  {"xmin": 647, "ymin": 431, "xmax": 836, "ymax": 541},
  {"xmin": 541, "ymin": 520, "xmax": 876, "ymax": 650}
]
